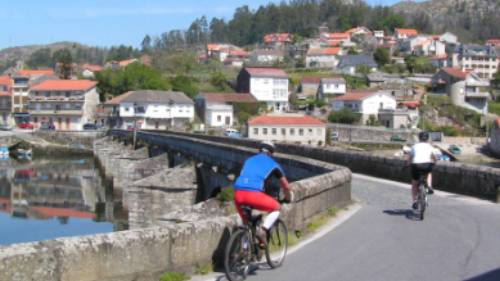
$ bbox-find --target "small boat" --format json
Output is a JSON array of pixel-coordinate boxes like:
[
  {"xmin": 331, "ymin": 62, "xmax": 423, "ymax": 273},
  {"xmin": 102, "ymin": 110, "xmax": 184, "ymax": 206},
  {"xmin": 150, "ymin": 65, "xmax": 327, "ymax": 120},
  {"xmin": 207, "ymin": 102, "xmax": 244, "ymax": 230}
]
[{"xmin": 0, "ymin": 146, "xmax": 9, "ymax": 158}]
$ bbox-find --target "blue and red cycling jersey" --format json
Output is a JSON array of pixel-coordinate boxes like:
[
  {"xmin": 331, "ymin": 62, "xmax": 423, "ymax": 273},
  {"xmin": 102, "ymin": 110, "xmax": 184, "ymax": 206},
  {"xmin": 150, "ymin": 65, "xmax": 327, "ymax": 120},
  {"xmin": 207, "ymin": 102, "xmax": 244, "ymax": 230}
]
[{"xmin": 234, "ymin": 153, "xmax": 284, "ymax": 192}]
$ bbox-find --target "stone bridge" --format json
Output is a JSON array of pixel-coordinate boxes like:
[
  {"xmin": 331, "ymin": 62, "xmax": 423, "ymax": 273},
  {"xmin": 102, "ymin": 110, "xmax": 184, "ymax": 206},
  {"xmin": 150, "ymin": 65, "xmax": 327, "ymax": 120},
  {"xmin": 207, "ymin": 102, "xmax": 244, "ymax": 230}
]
[{"xmin": 0, "ymin": 130, "xmax": 351, "ymax": 281}]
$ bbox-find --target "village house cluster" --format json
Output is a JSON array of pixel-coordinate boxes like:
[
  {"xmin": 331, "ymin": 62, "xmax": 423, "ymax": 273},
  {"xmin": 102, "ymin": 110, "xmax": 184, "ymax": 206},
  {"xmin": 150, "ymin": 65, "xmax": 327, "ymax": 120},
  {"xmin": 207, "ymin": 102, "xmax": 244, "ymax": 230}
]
[{"xmin": 1, "ymin": 25, "xmax": 499, "ymax": 146}]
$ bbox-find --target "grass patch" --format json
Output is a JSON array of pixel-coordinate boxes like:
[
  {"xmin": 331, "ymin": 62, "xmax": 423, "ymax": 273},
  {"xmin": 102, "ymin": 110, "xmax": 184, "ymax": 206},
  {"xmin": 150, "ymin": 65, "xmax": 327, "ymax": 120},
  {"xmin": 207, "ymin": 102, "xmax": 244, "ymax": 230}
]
[
  {"xmin": 159, "ymin": 272, "xmax": 189, "ymax": 281},
  {"xmin": 488, "ymin": 102, "xmax": 500, "ymax": 115},
  {"xmin": 306, "ymin": 207, "xmax": 338, "ymax": 233},
  {"xmin": 195, "ymin": 263, "xmax": 213, "ymax": 275},
  {"xmin": 217, "ymin": 186, "xmax": 234, "ymax": 202}
]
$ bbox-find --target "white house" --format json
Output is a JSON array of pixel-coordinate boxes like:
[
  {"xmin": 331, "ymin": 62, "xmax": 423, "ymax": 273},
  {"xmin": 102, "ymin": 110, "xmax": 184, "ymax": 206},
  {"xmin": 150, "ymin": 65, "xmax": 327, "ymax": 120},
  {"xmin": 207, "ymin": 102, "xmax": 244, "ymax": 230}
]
[
  {"xmin": 28, "ymin": 80, "xmax": 99, "ymax": 130},
  {"xmin": 112, "ymin": 90, "xmax": 194, "ymax": 130},
  {"xmin": 305, "ymin": 48, "xmax": 341, "ymax": 68},
  {"xmin": 194, "ymin": 93, "xmax": 257, "ymax": 128},
  {"xmin": 400, "ymin": 35, "xmax": 446, "ymax": 56},
  {"xmin": 439, "ymin": 32, "xmax": 458, "ymax": 45},
  {"xmin": 332, "ymin": 90, "xmax": 397, "ymax": 123},
  {"xmin": 236, "ymin": 67, "xmax": 289, "ymax": 112},
  {"xmin": 432, "ymin": 67, "xmax": 490, "ymax": 114},
  {"xmin": 317, "ymin": 77, "xmax": 347, "ymax": 102},
  {"xmin": 248, "ymin": 114, "xmax": 326, "ymax": 146}
]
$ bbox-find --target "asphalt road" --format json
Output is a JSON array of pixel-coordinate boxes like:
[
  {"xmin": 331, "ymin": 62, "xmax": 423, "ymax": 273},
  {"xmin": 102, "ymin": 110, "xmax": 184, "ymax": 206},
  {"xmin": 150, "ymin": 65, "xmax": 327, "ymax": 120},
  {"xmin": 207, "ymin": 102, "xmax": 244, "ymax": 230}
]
[{"xmin": 247, "ymin": 174, "xmax": 500, "ymax": 281}]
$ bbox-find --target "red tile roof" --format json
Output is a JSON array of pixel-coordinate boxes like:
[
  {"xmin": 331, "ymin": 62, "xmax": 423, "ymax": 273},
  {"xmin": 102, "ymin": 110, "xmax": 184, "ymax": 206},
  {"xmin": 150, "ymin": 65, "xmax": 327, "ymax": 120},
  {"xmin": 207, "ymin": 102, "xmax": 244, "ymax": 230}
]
[
  {"xmin": 442, "ymin": 67, "xmax": 469, "ymax": 79},
  {"xmin": 248, "ymin": 114, "xmax": 324, "ymax": 126},
  {"xmin": 30, "ymin": 80, "xmax": 96, "ymax": 91},
  {"xmin": 245, "ymin": 67, "xmax": 288, "ymax": 78},
  {"xmin": 486, "ymin": 39, "xmax": 500, "ymax": 46},
  {"xmin": 263, "ymin": 33, "xmax": 292, "ymax": 44},
  {"xmin": 17, "ymin": 69, "xmax": 55, "ymax": 76},
  {"xmin": 229, "ymin": 49, "xmax": 249, "ymax": 57},
  {"xmin": 301, "ymin": 77, "xmax": 322, "ymax": 84},
  {"xmin": 332, "ymin": 90, "xmax": 377, "ymax": 101},
  {"xmin": 395, "ymin": 28, "xmax": 418, "ymax": 36},
  {"xmin": 118, "ymin": 59, "xmax": 138, "ymax": 67},
  {"xmin": 399, "ymin": 100, "xmax": 420, "ymax": 108},
  {"xmin": 201, "ymin": 93, "xmax": 257, "ymax": 103},
  {"xmin": 324, "ymin": 32, "xmax": 350, "ymax": 40},
  {"xmin": 307, "ymin": 47, "xmax": 341, "ymax": 56}
]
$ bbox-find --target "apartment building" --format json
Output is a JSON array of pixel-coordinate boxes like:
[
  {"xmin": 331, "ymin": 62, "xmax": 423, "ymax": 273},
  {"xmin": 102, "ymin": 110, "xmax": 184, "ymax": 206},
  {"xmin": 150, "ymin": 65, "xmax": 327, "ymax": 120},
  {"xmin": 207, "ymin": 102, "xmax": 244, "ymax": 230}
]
[
  {"xmin": 11, "ymin": 69, "xmax": 55, "ymax": 124},
  {"xmin": 28, "ymin": 80, "xmax": 99, "ymax": 130},
  {"xmin": 449, "ymin": 44, "xmax": 498, "ymax": 79}
]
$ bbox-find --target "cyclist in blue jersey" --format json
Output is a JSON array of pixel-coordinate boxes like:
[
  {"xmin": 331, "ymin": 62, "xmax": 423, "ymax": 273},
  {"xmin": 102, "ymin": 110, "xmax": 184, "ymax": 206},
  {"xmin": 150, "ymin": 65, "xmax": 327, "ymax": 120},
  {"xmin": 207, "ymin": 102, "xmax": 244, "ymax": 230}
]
[{"xmin": 234, "ymin": 141, "xmax": 292, "ymax": 244}]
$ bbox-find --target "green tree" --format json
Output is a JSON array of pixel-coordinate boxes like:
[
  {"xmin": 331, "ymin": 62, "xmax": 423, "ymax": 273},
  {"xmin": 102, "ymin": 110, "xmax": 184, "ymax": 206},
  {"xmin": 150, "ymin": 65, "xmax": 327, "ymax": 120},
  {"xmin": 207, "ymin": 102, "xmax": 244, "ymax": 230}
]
[
  {"xmin": 53, "ymin": 48, "xmax": 73, "ymax": 79},
  {"xmin": 328, "ymin": 108, "xmax": 361, "ymax": 124},
  {"xmin": 170, "ymin": 75, "xmax": 198, "ymax": 98},
  {"xmin": 27, "ymin": 48, "xmax": 53, "ymax": 68},
  {"xmin": 373, "ymin": 47, "xmax": 390, "ymax": 67},
  {"xmin": 365, "ymin": 114, "xmax": 381, "ymax": 126},
  {"xmin": 95, "ymin": 62, "xmax": 169, "ymax": 100},
  {"xmin": 492, "ymin": 69, "xmax": 500, "ymax": 89},
  {"xmin": 209, "ymin": 71, "xmax": 231, "ymax": 91}
]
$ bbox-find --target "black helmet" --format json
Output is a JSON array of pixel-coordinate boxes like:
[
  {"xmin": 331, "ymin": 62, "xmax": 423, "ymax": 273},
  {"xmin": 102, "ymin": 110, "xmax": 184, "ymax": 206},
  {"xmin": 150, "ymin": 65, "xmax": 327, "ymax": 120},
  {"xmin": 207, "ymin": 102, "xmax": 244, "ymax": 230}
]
[
  {"xmin": 259, "ymin": 140, "xmax": 275, "ymax": 154},
  {"xmin": 418, "ymin": 131, "xmax": 429, "ymax": 142}
]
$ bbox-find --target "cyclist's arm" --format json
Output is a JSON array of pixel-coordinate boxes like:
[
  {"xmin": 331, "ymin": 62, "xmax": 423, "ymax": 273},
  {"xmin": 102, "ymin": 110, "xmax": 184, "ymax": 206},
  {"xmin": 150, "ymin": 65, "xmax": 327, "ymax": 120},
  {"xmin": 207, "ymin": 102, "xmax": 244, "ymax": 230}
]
[{"xmin": 270, "ymin": 167, "xmax": 292, "ymax": 201}]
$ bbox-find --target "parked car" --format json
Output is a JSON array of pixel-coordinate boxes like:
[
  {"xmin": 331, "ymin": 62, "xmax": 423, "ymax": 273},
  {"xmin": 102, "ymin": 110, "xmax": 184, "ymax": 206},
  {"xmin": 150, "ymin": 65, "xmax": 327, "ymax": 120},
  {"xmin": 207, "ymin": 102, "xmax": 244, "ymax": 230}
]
[
  {"xmin": 224, "ymin": 128, "xmax": 242, "ymax": 138},
  {"xmin": 390, "ymin": 134, "xmax": 406, "ymax": 142},
  {"xmin": 18, "ymin": 122, "xmax": 34, "ymax": 130},
  {"xmin": 82, "ymin": 123, "xmax": 97, "ymax": 130},
  {"xmin": 0, "ymin": 124, "xmax": 13, "ymax": 131},
  {"xmin": 331, "ymin": 131, "xmax": 339, "ymax": 142},
  {"xmin": 448, "ymin": 145, "xmax": 461, "ymax": 155},
  {"xmin": 39, "ymin": 122, "xmax": 55, "ymax": 130}
]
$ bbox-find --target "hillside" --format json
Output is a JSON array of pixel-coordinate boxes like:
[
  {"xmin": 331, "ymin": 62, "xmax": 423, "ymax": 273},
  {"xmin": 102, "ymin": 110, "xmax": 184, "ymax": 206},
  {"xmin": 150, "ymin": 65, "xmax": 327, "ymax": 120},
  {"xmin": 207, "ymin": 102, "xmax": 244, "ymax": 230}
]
[
  {"xmin": 392, "ymin": 0, "xmax": 500, "ymax": 41},
  {"xmin": 0, "ymin": 41, "xmax": 87, "ymax": 64}
]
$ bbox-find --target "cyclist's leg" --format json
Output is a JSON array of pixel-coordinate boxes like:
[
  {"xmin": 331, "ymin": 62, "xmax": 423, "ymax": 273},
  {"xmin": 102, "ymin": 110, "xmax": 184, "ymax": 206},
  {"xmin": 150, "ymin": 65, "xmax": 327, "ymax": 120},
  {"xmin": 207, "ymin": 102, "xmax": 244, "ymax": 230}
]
[
  {"xmin": 410, "ymin": 164, "xmax": 419, "ymax": 202},
  {"xmin": 233, "ymin": 190, "xmax": 250, "ymax": 224}
]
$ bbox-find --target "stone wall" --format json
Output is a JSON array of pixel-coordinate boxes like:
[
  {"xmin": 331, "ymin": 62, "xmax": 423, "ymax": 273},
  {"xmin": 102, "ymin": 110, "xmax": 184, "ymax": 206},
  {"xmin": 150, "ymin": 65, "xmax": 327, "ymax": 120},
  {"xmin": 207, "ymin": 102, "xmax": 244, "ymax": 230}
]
[
  {"xmin": 0, "ymin": 133, "xmax": 352, "ymax": 281},
  {"xmin": 34, "ymin": 131, "xmax": 107, "ymax": 150},
  {"xmin": 327, "ymin": 123, "xmax": 415, "ymax": 143},
  {"xmin": 147, "ymin": 131, "xmax": 500, "ymax": 202}
]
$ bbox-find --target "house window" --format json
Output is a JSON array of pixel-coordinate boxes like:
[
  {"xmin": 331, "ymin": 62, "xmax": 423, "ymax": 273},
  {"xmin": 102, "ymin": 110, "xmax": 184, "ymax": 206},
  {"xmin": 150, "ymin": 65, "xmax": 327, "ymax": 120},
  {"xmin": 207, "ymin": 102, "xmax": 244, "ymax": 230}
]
[
  {"xmin": 217, "ymin": 115, "xmax": 222, "ymax": 122},
  {"xmin": 290, "ymin": 128, "xmax": 295, "ymax": 135},
  {"xmin": 272, "ymin": 128, "xmax": 277, "ymax": 135},
  {"xmin": 263, "ymin": 128, "xmax": 268, "ymax": 135},
  {"xmin": 281, "ymin": 128, "xmax": 286, "ymax": 135},
  {"xmin": 299, "ymin": 129, "xmax": 304, "ymax": 136},
  {"xmin": 253, "ymin": 128, "xmax": 259, "ymax": 135},
  {"xmin": 308, "ymin": 128, "xmax": 313, "ymax": 135},
  {"xmin": 125, "ymin": 107, "xmax": 129, "ymax": 112}
]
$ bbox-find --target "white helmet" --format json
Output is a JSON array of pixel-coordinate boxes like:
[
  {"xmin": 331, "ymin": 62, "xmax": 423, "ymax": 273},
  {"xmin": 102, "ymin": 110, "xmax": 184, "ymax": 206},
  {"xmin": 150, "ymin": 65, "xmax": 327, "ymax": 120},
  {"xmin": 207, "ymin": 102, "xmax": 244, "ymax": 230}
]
[{"xmin": 260, "ymin": 140, "xmax": 275, "ymax": 154}]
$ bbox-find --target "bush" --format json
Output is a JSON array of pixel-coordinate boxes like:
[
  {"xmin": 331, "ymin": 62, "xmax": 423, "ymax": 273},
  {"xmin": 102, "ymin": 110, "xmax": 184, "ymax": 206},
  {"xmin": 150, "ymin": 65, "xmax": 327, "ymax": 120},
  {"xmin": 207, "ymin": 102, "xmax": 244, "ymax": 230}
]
[
  {"xmin": 217, "ymin": 187, "xmax": 234, "ymax": 202},
  {"xmin": 328, "ymin": 108, "xmax": 361, "ymax": 124}
]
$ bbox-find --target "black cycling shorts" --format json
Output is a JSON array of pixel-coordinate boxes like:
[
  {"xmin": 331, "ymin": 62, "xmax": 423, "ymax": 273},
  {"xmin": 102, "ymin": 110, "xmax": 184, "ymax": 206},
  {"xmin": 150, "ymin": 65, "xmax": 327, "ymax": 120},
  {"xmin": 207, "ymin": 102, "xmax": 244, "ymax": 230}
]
[{"xmin": 411, "ymin": 163, "xmax": 434, "ymax": 181}]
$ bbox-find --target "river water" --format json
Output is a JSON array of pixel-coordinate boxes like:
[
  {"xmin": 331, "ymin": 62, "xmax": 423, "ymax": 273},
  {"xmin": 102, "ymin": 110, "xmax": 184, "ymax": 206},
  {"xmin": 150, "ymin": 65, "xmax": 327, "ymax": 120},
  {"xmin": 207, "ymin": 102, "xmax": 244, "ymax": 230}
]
[{"xmin": 0, "ymin": 156, "xmax": 126, "ymax": 246}]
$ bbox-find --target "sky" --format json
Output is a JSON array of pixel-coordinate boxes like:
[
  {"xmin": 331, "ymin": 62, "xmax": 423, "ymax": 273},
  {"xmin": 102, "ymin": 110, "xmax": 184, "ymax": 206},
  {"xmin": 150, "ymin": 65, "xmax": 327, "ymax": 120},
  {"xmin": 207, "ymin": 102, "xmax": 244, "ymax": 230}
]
[{"xmin": 0, "ymin": 0, "xmax": 405, "ymax": 49}]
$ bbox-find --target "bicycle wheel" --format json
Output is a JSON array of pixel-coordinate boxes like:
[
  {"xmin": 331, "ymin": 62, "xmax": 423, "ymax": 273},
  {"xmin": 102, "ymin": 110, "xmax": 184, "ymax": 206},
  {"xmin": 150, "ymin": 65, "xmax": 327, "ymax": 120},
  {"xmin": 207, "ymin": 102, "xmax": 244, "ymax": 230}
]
[
  {"xmin": 417, "ymin": 184, "xmax": 426, "ymax": 220},
  {"xmin": 265, "ymin": 219, "xmax": 288, "ymax": 268},
  {"xmin": 224, "ymin": 229, "xmax": 251, "ymax": 281}
]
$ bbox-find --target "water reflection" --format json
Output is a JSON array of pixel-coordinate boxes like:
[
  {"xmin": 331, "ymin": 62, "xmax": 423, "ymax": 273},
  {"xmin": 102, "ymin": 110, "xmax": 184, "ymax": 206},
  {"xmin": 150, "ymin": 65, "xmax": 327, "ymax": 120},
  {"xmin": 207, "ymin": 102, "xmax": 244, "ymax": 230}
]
[{"xmin": 0, "ymin": 157, "xmax": 127, "ymax": 245}]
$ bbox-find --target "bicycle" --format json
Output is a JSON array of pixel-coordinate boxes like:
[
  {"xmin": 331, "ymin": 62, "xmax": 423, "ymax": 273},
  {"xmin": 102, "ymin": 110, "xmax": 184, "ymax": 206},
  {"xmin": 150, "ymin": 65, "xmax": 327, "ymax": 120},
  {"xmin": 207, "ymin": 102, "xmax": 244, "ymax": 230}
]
[
  {"xmin": 415, "ymin": 173, "xmax": 430, "ymax": 220},
  {"xmin": 224, "ymin": 202, "xmax": 289, "ymax": 281}
]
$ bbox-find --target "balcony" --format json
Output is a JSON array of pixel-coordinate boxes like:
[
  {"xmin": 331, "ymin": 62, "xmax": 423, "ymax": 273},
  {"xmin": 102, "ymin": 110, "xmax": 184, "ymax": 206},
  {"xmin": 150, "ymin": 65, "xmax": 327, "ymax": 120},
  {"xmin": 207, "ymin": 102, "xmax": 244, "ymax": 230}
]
[
  {"xmin": 465, "ymin": 91, "xmax": 490, "ymax": 98},
  {"xmin": 30, "ymin": 109, "xmax": 83, "ymax": 115}
]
